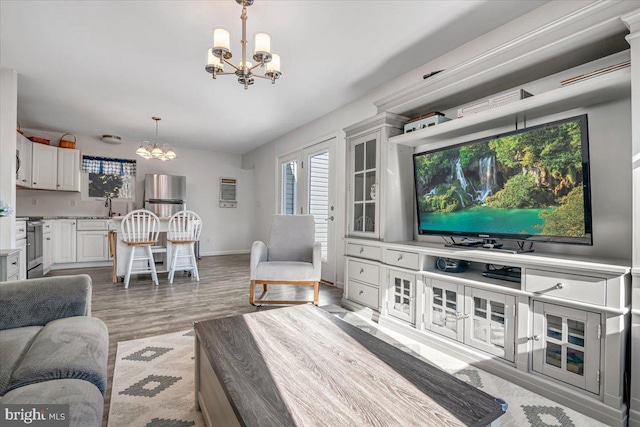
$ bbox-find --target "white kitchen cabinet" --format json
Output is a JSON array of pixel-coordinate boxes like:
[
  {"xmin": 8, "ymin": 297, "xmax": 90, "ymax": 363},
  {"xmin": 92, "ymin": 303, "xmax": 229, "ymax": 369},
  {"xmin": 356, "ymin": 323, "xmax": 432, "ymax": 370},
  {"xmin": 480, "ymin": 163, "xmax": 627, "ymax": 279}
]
[
  {"xmin": 57, "ymin": 148, "xmax": 81, "ymax": 192},
  {"xmin": 425, "ymin": 279, "xmax": 465, "ymax": 341},
  {"xmin": 53, "ymin": 219, "xmax": 77, "ymax": 263},
  {"xmin": 77, "ymin": 231, "xmax": 109, "ymax": 262},
  {"xmin": 16, "ymin": 134, "xmax": 32, "ymax": 188},
  {"xmin": 16, "ymin": 237, "xmax": 27, "ymax": 280},
  {"xmin": 32, "ymin": 143, "xmax": 58, "ymax": 190},
  {"xmin": 43, "ymin": 220, "xmax": 53, "ymax": 271}
]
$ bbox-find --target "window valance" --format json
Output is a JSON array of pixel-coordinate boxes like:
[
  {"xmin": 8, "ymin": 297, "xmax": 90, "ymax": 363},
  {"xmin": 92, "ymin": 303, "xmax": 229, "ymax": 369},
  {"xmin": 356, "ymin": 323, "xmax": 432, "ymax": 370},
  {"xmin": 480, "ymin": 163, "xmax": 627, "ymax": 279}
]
[{"xmin": 82, "ymin": 155, "xmax": 137, "ymax": 176}]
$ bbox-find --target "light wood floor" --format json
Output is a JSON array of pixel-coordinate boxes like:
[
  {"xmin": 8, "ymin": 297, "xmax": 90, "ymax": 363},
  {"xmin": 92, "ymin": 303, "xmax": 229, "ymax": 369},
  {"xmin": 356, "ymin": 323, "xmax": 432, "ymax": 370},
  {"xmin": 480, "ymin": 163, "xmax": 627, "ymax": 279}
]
[{"xmin": 47, "ymin": 254, "xmax": 343, "ymax": 426}]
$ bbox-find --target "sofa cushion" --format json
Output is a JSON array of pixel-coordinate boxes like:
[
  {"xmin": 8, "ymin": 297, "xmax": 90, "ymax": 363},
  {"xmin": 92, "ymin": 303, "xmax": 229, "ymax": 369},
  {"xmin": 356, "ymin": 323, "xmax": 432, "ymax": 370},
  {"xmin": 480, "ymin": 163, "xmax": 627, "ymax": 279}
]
[
  {"xmin": 0, "ymin": 275, "xmax": 92, "ymax": 331},
  {"xmin": 8, "ymin": 317, "xmax": 108, "ymax": 395},
  {"xmin": 254, "ymin": 261, "xmax": 315, "ymax": 281},
  {"xmin": 0, "ymin": 379, "xmax": 103, "ymax": 427},
  {"xmin": 0, "ymin": 326, "xmax": 42, "ymax": 395}
]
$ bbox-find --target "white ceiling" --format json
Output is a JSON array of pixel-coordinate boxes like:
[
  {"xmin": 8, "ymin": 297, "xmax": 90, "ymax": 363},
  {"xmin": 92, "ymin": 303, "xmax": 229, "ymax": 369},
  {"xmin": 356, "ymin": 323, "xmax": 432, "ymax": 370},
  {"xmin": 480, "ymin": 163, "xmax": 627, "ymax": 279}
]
[{"xmin": 1, "ymin": 1, "xmax": 546, "ymax": 155}]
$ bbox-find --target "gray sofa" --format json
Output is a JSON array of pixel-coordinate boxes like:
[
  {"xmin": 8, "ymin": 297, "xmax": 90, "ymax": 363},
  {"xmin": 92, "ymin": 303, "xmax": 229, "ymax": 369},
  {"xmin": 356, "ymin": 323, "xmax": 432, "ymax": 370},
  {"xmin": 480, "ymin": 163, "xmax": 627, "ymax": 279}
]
[{"xmin": 0, "ymin": 275, "xmax": 108, "ymax": 426}]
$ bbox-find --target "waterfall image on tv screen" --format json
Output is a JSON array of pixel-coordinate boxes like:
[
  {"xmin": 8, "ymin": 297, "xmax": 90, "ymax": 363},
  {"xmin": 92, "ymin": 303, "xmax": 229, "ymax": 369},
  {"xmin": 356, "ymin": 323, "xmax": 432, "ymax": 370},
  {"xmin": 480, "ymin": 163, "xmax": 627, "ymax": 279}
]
[{"xmin": 413, "ymin": 115, "xmax": 592, "ymax": 244}]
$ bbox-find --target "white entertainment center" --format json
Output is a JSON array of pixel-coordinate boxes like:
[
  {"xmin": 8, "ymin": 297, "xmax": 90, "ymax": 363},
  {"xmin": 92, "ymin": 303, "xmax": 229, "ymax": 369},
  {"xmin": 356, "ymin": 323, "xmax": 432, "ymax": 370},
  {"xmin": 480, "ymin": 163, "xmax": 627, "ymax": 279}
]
[{"xmin": 341, "ymin": 3, "xmax": 640, "ymax": 426}]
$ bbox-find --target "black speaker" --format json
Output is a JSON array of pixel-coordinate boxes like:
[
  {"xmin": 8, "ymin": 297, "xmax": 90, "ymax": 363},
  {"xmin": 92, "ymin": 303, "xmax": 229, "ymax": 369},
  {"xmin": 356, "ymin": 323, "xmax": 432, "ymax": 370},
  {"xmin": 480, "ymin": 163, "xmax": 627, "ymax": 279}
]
[{"xmin": 436, "ymin": 257, "xmax": 469, "ymax": 273}]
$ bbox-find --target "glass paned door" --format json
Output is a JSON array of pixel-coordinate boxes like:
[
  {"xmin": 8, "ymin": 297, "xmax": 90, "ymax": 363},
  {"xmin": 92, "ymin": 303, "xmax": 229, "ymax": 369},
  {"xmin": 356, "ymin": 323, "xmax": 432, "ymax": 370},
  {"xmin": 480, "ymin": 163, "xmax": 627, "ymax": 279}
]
[
  {"xmin": 426, "ymin": 280, "xmax": 464, "ymax": 341},
  {"xmin": 464, "ymin": 288, "xmax": 515, "ymax": 362},
  {"xmin": 278, "ymin": 137, "xmax": 337, "ymax": 284},
  {"xmin": 532, "ymin": 301, "xmax": 601, "ymax": 394},
  {"xmin": 388, "ymin": 270, "xmax": 415, "ymax": 324},
  {"xmin": 350, "ymin": 132, "xmax": 379, "ymax": 236},
  {"xmin": 280, "ymin": 159, "xmax": 298, "ymax": 215}
]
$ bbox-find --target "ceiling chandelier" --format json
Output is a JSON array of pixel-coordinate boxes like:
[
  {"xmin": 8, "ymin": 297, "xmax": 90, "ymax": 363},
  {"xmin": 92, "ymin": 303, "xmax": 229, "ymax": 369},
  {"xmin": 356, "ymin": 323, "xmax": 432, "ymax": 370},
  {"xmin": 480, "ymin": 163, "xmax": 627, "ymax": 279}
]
[
  {"xmin": 135, "ymin": 117, "xmax": 177, "ymax": 161},
  {"xmin": 205, "ymin": 0, "xmax": 282, "ymax": 90}
]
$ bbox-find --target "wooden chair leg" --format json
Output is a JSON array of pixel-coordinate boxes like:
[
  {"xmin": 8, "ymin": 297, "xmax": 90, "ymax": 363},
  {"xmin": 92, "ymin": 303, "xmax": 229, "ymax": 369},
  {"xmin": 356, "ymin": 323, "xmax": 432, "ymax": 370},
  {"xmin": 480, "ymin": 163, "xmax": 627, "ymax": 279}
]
[
  {"xmin": 313, "ymin": 281, "xmax": 319, "ymax": 306},
  {"xmin": 250, "ymin": 280, "xmax": 256, "ymax": 305},
  {"xmin": 263, "ymin": 283, "xmax": 268, "ymax": 293}
]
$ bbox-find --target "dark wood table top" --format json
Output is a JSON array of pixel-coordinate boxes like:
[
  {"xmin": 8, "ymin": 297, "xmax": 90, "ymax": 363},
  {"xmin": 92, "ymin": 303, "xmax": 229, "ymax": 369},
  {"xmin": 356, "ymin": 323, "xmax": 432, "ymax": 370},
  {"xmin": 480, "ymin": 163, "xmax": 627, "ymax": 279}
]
[{"xmin": 194, "ymin": 305, "xmax": 506, "ymax": 427}]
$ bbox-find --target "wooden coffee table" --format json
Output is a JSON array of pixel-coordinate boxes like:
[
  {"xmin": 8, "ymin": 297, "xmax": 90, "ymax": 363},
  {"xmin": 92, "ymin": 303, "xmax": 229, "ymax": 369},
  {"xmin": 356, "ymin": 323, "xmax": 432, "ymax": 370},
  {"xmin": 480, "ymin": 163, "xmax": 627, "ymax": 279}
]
[{"xmin": 194, "ymin": 305, "xmax": 506, "ymax": 426}]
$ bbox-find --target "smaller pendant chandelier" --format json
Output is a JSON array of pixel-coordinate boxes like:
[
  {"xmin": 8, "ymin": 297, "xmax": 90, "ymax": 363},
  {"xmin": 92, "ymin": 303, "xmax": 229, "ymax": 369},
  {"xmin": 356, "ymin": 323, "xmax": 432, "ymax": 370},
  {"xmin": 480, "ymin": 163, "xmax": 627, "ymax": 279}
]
[
  {"xmin": 205, "ymin": 0, "xmax": 282, "ymax": 90},
  {"xmin": 135, "ymin": 117, "xmax": 177, "ymax": 161}
]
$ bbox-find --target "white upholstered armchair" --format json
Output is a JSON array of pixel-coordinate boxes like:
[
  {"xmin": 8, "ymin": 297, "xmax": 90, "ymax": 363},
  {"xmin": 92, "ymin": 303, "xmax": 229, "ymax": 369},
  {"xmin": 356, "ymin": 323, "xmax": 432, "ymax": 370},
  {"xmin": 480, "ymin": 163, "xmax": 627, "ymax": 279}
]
[{"xmin": 250, "ymin": 215, "xmax": 321, "ymax": 306}]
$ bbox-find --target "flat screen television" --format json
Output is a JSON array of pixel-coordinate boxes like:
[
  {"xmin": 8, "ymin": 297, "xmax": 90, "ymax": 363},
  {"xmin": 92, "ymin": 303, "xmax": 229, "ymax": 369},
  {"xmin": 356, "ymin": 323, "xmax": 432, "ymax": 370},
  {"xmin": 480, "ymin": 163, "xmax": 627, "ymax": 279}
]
[{"xmin": 413, "ymin": 114, "xmax": 593, "ymax": 245}]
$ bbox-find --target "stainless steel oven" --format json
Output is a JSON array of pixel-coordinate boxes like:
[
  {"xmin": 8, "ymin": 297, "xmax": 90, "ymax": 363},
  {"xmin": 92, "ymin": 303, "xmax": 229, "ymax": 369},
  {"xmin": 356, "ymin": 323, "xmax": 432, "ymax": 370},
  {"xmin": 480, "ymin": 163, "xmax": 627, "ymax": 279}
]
[{"xmin": 27, "ymin": 219, "xmax": 44, "ymax": 279}]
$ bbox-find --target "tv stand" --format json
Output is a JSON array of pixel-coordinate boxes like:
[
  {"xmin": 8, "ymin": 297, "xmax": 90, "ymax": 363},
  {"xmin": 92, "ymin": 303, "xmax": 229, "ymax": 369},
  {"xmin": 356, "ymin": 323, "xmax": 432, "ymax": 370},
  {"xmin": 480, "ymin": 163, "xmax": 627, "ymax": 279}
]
[{"xmin": 444, "ymin": 237, "xmax": 534, "ymax": 253}]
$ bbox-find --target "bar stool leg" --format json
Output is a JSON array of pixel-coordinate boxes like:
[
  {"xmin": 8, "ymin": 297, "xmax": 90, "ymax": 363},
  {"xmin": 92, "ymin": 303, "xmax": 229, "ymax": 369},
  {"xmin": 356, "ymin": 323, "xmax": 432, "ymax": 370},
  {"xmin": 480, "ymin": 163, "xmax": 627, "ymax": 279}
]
[
  {"xmin": 191, "ymin": 243, "xmax": 199, "ymax": 281},
  {"xmin": 169, "ymin": 244, "xmax": 180, "ymax": 284},
  {"xmin": 146, "ymin": 245, "xmax": 159, "ymax": 285},
  {"xmin": 124, "ymin": 246, "xmax": 136, "ymax": 289}
]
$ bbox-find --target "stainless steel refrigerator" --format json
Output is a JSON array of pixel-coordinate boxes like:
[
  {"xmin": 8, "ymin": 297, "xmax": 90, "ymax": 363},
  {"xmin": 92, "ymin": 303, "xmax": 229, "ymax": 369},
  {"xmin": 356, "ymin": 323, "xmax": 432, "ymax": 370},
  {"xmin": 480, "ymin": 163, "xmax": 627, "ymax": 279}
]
[{"xmin": 144, "ymin": 173, "xmax": 186, "ymax": 217}]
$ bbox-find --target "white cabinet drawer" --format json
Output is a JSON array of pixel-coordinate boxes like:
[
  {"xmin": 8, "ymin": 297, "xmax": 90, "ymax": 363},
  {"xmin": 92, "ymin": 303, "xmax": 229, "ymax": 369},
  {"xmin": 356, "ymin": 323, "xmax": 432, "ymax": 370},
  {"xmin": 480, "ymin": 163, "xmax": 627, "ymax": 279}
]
[
  {"xmin": 385, "ymin": 249, "xmax": 420, "ymax": 270},
  {"xmin": 346, "ymin": 243, "xmax": 381, "ymax": 261},
  {"xmin": 525, "ymin": 269, "xmax": 606, "ymax": 306},
  {"xmin": 347, "ymin": 280, "xmax": 379, "ymax": 309},
  {"xmin": 348, "ymin": 259, "xmax": 380, "ymax": 287},
  {"xmin": 77, "ymin": 220, "xmax": 110, "ymax": 231},
  {"xmin": 7, "ymin": 253, "xmax": 20, "ymax": 278},
  {"xmin": 15, "ymin": 221, "xmax": 27, "ymax": 240}
]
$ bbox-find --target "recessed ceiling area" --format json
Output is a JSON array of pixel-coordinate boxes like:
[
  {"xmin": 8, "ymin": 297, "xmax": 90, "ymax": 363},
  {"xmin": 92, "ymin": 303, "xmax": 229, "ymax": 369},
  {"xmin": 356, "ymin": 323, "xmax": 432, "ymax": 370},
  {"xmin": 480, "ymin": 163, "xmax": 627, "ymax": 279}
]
[{"xmin": 1, "ymin": 1, "xmax": 547, "ymax": 155}]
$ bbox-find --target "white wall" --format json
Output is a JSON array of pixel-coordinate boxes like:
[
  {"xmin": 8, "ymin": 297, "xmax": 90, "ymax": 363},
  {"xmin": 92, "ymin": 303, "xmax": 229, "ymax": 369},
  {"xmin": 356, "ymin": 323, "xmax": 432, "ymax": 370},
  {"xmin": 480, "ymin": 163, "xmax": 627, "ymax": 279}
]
[
  {"xmin": 0, "ymin": 69, "xmax": 17, "ymax": 249},
  {"xmin": 241, "ymin": 2, "xmax": 609, "ymax": 284},
  {"xmin": 17, "ymin": 129, "xmax": 254, "ymax": 256}
]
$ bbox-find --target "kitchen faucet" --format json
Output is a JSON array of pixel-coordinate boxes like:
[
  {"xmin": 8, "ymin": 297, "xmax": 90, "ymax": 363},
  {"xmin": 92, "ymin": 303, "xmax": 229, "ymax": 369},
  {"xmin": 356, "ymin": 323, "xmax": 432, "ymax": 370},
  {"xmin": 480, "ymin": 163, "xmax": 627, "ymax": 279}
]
[{"xmin": 105, "ymin": 195, "xmax": 113, "ymax": 218}]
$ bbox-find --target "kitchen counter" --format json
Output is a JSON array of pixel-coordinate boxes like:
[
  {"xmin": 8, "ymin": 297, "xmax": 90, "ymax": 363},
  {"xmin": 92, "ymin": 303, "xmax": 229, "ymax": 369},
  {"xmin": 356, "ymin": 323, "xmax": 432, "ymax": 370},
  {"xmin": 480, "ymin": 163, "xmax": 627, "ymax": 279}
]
[{"xmin": 40, "ymin": 216, "xmax": 112, "ymax": 220}]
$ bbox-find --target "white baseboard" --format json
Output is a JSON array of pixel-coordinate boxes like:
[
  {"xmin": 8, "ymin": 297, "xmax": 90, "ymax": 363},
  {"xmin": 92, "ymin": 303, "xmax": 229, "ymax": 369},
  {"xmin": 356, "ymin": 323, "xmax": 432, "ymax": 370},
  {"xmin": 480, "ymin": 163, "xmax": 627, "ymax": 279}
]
[
  {"xmin": 200, "ymin": 249, "xmax": 250, "ymax": 257},
  {"xmin": 50, "ymin": 261, "xmax": 112, "ymax": 270}
]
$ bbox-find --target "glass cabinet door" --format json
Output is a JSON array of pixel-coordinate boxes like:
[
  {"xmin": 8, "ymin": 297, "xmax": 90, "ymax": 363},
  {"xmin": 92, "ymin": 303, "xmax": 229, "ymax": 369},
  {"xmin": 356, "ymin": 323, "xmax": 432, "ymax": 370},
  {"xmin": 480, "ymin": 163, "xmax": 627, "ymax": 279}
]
[
  {"xmin": 388, "ymin": 270, "xmax": 415, "ymax": 324},
  {"xmin": 463, "ymin": 288, "xmax": 516, "ymax": 362},
  {"xmin": 349, "ymin": 132, "xmax": 379, "ymax": 237},
  {"xmin": 425, "ymin": 280, "xmax": 464, "ymax": 341},
  {"xmin": 532, "ymin": 301, "xmax": 601, "ymax": 394}
]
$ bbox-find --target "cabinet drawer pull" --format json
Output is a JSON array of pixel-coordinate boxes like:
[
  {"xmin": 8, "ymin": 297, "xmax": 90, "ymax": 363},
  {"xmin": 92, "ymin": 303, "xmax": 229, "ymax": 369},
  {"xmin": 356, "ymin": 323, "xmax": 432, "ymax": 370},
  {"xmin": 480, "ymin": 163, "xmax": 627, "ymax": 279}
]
[
  {"xmin": 529, "ymin": 335, "xmax": 541, "ymax": 341},
  {"xmin": 360, "ymin": 268, "xmax": 364, "ymax": 274},
  {"xmin": 21, "ymin": 179, "xmax": 27, "ymax": 182},
  {"xmin": 33, "ymin": 182, "xmax": 36, "ymax": 185},
  {"xmin": 11, "ymin": 261, "xmax": 17, "ymax": 266},
  {"xmin": 397, "ymin": 255, "xmax": 403, "ymax": 261},
  {"xmin": 359, "ymin": 247, "xmax": 364, "ymax": 254},
  {"xmin": 46, "ymin": 237, "xmax": 51, "ymax": 241},
  {"xmin": 359, "ymin": 290, "xmax": 364, "ymax": 295},
  {"xmin": 18, "ymin": 228, "xmax": 24, "ymax": 232},
  {"xmin": 555, "ymin": 282, "xmax": 565, "ymax": 290}
]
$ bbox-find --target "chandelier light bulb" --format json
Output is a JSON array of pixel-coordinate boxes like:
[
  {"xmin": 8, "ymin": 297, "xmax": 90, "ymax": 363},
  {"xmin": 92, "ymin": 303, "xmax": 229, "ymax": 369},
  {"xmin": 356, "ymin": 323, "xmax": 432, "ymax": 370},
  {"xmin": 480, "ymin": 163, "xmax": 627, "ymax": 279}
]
[
  {"xmin": 151, "ymin": 145, "xmax": 163, "ymax": 158},
  {"xmin": 213, "ymin": 28, "xmax": 231, "ymax": 52},
  {"xmin": 165, "ymin": 149, "xmax": 177, "ymax": 160},
  {"xmin": 254, "ymin": 33, "xmax": 271, "ymax": 55},
  {"xmin": 206, "ymin": 49, "xmax": 223, "ymax": 71},
  {"xmin": 136, "ymin": 145, "xmax": 149, "ymax": 157},
  {"xmin": 267, "ymin": 53, "xmax": 281, "ymax": 73}
]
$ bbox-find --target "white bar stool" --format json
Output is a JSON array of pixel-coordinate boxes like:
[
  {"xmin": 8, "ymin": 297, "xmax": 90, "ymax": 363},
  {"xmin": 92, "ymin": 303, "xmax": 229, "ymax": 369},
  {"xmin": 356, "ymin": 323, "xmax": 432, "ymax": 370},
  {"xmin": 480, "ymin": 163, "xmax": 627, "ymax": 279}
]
[
  {"xmin": 120, "ymin": 209, "xmax": 160, "ymax": 288},
  {"xmin": 167, "ymin": 210, "xmax": 202, "ymax": 284}
]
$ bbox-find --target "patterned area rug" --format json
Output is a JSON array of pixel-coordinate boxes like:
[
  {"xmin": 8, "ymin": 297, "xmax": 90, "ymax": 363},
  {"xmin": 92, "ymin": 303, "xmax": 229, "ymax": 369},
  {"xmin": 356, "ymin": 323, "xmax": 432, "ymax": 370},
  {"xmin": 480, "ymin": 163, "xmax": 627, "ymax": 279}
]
[{"xmin": 109, "ymin": 306, "xmax": 606, "ymax": 427}]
